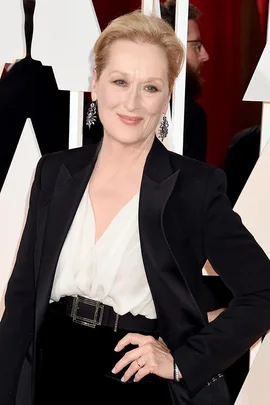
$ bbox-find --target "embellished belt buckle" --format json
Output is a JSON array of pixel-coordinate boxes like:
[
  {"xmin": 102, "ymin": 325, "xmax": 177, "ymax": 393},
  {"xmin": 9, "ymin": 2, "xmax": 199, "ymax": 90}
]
[{"xmin": 71, "ymin": 296, "xmax": 104, "ymax": 328}]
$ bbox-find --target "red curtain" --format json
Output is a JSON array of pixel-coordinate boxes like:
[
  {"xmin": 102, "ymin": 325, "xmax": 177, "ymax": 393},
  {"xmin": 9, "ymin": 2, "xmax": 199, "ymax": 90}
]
[
  {"xmin": 189, "ymin": 0, "xmax": 242, "ymax": 167},
  {"xmin": 257, "ymin": 0, "xmax": 269, "ymax": 42},
  {"xmin": 92, "ymin": 0, "xmax": 141, "ymax": 30}
]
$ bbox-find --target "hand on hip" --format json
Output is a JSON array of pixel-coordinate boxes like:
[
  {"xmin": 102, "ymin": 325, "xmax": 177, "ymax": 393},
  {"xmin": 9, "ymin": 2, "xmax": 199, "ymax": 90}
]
[{"xmin": 111, "ymin": 333, "xmax": 176, "ymax": 383}]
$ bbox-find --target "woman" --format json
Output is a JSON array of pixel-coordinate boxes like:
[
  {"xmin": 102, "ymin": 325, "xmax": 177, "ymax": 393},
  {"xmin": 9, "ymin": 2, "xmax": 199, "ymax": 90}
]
[{"xmin": 1, "ymin": 11, "xmax": 270, "ymax": 405}]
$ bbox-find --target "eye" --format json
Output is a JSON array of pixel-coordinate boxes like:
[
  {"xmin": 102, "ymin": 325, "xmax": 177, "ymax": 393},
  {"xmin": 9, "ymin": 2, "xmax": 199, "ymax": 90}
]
[
  {"xmin": 145, "ymin": 85, "xmax": 159, "ymax": 93},
  {"xmin": 192, "ymin": 42, "xmax": 202, "ymax": 52},
  {"xmin": 113, "ymin": 79, "xmax": 128, "ymax": 86}
]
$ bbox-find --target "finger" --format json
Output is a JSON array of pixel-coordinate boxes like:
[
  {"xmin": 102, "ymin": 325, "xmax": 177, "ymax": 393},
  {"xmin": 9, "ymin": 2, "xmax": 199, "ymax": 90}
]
[
  {"xmin": 134, "ymin": 365, "xmax": 153, "ymax": 382},
  {"xmin": 158, "ymin": 337, "xmax": 168, "ymax": 349},
  {"xmin": 112, "ymin": 346, "xmax": 144, "ymax": 374},
  {"xmin": 121, "ymin": 358, "xmax": 145, "ymax": 382},
  {"xmin": 115, "ymin": 333, "xmax": 154, "ymax": 352}
]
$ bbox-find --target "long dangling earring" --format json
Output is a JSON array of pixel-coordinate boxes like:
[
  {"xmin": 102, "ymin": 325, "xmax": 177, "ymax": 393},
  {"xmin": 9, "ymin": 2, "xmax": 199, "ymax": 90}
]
[
  {"xmin": 158, "ymin": 115, "xmax": 169, "ymax": 142},
  {"xmin": 86, "ymin": 101, "xmax": 97, "ymax": 129}
]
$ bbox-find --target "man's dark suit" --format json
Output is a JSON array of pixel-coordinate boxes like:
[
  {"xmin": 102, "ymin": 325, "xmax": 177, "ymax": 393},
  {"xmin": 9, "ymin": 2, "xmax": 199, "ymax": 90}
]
[
  {"xmin": 183, "ymin": 97, "xmax": 207, "ymax": 163},
  {"xmin": 1, "ymin": 138, "xmax": 270, "ymax": 405},
  {"xmin": 0, "ymin": 56, "xmax": 70, "ymax": 191}
]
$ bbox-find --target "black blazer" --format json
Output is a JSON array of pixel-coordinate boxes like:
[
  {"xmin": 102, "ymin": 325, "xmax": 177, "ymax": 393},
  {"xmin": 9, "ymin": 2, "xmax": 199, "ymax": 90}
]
[{"xmin": 1, "ymin": 138, "xmax": 270, "ymax": 405}]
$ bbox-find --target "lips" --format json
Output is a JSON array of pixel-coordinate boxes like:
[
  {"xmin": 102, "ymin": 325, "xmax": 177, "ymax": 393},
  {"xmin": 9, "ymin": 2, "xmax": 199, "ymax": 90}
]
[{"xmin": 118, "ymin": 114, "xmax": 143, "ymax": 125}]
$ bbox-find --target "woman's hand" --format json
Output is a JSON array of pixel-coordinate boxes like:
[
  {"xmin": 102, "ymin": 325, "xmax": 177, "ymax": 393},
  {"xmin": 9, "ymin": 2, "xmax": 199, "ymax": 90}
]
[{"xmin": 112, "ymin": 333, "xmax": 180, "ymax": 383}]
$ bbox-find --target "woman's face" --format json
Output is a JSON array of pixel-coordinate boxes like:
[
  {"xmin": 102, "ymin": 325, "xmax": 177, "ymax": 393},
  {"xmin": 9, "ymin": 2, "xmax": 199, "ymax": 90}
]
[{"xmin": 91, "ymin": 40, "xmax": 170, "ymax": 147}]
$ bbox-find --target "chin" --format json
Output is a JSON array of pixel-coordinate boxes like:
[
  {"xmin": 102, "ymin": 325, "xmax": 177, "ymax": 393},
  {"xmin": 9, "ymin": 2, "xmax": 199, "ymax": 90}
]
[
  {"xmin": 113, "ymin": 133, "xmax": 142, "ymax": 145},
  {"xmin": 105, "ymin": 126, "xmax": 142, "ymax": 144}
]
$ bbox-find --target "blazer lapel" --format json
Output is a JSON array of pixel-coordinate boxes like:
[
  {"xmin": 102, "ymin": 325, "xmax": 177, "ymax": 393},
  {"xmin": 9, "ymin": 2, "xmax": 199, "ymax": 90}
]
[
  {"xmin": 140, "ymin": 139, "xmax": 205, "ymax": 344},
  {"xmin": 35, "ymin": 149, "xmax": 99, "ymax": 331}
]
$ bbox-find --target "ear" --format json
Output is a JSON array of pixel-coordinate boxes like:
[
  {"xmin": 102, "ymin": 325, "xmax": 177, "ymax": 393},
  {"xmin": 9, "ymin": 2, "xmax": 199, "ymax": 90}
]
[
  {"xmin": 162, "ymin": 94, "xmax": 171, "ymax": 115},
  {"xmin": 91, "ymin": 69, "xmax": 98, "ymax": 102}
]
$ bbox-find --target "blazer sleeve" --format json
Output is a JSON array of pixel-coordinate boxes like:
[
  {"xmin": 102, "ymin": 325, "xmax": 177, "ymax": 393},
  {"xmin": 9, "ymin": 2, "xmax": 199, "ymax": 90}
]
[
  {"xmin": 172, "ymin": 168, "xmax": 270, "ymax": 397},
  {"xmin": 0, "ymin": 155, "xmax": 45, "ymax": 405}
]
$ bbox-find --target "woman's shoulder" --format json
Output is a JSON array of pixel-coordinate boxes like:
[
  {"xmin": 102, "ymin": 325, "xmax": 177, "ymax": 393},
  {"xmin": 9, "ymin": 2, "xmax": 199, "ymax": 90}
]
[
  {"xmin": 169, "ymin": 150, "xmax": 223, "ymax": 178},
  {"xmin": 42, "ymin": 144, "xmax": 97, "ymax": 166},
  {"xmin": 36, "ymin": 144, "xmax": 98, "ymax": 192},
  {"xmin": 41, "ymin": 143, "xmax": 98, "ymax": 172},
  {"xmin": 168, "ymin": 150, "xmax": 227, "ymax": 197}
]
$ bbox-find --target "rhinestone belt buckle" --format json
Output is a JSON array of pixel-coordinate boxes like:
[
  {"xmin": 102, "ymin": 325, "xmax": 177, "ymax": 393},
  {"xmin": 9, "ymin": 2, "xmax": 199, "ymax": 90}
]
[{"xmin": 71, "ymin": 296, "xmax": 104, "ymax": 328}]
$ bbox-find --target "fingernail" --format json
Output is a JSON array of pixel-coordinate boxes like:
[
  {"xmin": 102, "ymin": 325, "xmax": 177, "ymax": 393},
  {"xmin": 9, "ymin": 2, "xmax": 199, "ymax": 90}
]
[
  {"xmin": 111, "ymin": 368, "xmax": 116, "ymax": 374},
  {"xmin": 114, "ymin": 345, "xmax": 119, "ymax": 351},
  {"xmin": 121, "ymin": 376, "xmax": 125, "ymax": 382}
]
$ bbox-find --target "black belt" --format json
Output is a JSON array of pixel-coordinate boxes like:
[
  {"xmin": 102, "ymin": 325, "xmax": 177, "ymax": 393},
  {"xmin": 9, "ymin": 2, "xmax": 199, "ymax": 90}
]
[{"xmin": 50, "ymin": 296, "xmax": 158, "ymax": 334}]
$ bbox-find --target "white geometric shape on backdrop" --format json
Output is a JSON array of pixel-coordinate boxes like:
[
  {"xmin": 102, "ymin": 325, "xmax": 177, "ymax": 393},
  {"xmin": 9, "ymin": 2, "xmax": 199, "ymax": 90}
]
[
  {"xmin": 32, "ymin": 0, "xmax": 100, "ymax": 92},
  {"xmin": 260, "ymin": 103, "xmax": 270, "ymax": 153},
  {"xmin": 162, "ymin": 107, "xmax": 174, "ymax": 151},
  {"xmin": 142, "ymin": 0, "xmax": 161, "ymax": 17},
  {"xmin": 153, "ymin": 0, "xmax": 161, "ymax": 17},
  {"xmin": 233, "ymin": 138, "xmax": 270, "ymax": 261},
  {"xmin": 243, "ymin": 7, "xmax": 270, "ymax": 163},
  {"xmin": 69, "ymin": 91, "xmax": 84, "ymax": 149},
  {"xmin": 243, "ymin": 42, "xmax": 270, "ymax": 102},
  {"xmin": 0, "ymin": 119, "xmax": 41, "ymax": 319},
  {"xmin": 171, "ymin": 0, "xmax": 188, "ymax": 155},
  {"xmin": 0, "ymin": 0, "xmax": 26, "ymax": 68}
]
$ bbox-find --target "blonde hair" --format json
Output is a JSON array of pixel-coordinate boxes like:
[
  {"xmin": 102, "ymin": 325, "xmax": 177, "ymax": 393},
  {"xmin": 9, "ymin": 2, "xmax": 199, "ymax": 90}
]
[{"xmin": 94, "ymin": 10, "xmax": 184, "ymax": 92}]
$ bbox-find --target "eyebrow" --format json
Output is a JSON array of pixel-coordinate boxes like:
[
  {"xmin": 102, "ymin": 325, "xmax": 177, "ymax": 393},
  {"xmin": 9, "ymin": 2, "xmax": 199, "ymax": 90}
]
[{"xmin": 109, "ymin": 70, "xmax": 164, "ymax": 84}]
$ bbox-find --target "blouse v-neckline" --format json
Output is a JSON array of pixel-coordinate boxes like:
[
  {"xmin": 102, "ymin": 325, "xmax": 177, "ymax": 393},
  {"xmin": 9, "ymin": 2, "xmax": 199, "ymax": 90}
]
[{"xmin": 87, "ymin": 192, "xmax": 140, "ymax": 247}]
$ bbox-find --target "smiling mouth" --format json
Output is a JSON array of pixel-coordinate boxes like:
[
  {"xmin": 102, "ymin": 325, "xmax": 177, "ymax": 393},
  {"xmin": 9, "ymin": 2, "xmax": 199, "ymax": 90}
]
[{"xmin": 117, "ymin": 114, "xmax": 143, "ymax": 125}]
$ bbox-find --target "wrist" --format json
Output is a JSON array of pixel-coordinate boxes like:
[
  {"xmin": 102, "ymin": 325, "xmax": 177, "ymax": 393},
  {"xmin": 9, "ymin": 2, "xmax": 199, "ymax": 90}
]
[{"xmin": 174, "ymin": 361, "xmax": 182, "ymax": 382}]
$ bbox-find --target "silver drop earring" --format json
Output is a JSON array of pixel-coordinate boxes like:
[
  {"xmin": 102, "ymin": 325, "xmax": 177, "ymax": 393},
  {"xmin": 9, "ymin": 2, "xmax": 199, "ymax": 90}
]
[
  {"xmin": 158, "ymin": 115, "xmax": 169, "ymax": 142},
  {"xmin": 86, "ymin": 102, "xmax": 97, "ymax": 129}
]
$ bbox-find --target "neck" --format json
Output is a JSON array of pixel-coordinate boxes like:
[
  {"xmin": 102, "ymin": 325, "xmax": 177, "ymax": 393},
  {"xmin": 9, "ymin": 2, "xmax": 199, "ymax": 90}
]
[{"xmin": 97, "ymin": 134, "xmax": 155, "ymax": 170}]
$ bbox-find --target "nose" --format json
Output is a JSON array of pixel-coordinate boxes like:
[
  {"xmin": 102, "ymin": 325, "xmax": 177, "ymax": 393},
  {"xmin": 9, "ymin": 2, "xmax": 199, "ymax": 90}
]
[
  {"xmin": 124, "ymin": 86, "xmax": 140, "ymax": 112},
  {"xmin": 200, "ymin": 45, "xmax": 209, "ymax": 63}
]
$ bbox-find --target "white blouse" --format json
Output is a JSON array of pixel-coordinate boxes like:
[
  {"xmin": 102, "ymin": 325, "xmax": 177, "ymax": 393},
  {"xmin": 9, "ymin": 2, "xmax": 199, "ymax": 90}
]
[{"xmin": 51, "ymin": 187, "xmax": 157, "ymax": 319}]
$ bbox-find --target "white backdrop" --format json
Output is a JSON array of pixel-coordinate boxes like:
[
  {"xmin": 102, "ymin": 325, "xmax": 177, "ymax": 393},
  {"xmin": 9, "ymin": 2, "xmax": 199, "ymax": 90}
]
[{"xmin": 0, "ymin": 0, "xmax": 25, "ymax": 76}]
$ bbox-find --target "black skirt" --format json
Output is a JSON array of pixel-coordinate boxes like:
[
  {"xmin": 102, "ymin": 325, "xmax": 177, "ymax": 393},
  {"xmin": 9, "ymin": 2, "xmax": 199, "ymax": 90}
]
[{"xmin": 35, "ymin": 301, "xmax": 173, "ymax": 405}]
